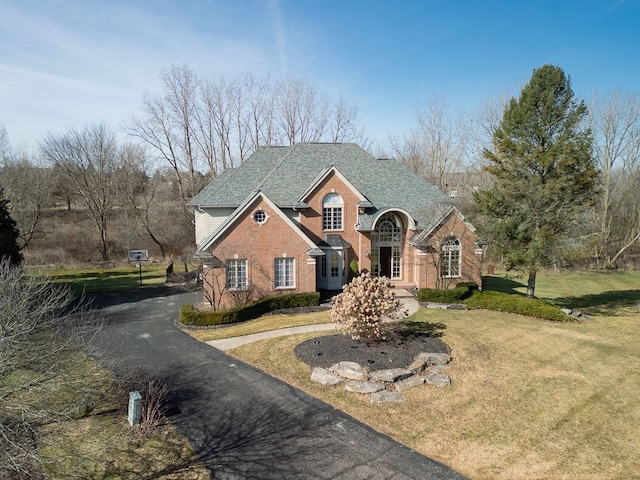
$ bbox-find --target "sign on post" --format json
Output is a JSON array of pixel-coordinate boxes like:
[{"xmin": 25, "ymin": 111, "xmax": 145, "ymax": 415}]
[{"xmin": 127, "ymin": 250, "xmax": 149, "ymax": 286}]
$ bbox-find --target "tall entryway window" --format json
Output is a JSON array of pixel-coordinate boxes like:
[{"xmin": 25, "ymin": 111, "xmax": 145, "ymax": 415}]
[{"xmin": 371, "ymin": 213, "xmax": 402, "ymax": 280}]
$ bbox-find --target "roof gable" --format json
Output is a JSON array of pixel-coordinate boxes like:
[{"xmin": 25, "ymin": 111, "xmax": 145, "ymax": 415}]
[{"xmin": 196, "ymin": 190, "xmax": 318, "ymax": 253}]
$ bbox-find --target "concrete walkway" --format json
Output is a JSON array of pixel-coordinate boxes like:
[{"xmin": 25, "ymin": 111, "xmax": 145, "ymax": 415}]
[{"xmin": 207, "ymin": 289, "xmax": 420, "ymax": 351}]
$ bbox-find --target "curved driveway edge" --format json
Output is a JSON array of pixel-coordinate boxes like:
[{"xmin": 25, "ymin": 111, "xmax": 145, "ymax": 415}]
[{"xmin": 90, "ymin": 288, "xmax": 468, "ymax": 480}]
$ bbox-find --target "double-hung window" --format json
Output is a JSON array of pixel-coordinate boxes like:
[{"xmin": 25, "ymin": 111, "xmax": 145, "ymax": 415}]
[
  {"xmin": 322, "ymin": 193, "xmax": 343, "ymax": 231},
  {"xmin": 226, "ymin": 259, "xmax": 247, "ymax": 290},
  {"xmin": 440, "ymin": 237, "xmax": 461, "ymax": 277},
  {"xmin": 274, "ymin": 257, "xmax": 295, "ymax": 288}
]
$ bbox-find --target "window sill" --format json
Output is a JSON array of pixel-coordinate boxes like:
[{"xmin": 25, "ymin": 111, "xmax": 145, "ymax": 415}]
[{"xmin": 275, "ymin": 286, "xmax": 296, "ymax": 290}]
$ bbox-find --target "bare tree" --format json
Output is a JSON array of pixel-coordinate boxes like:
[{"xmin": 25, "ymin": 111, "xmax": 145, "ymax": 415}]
[
  {"xmin": 0, "ymin": 150, "xmax": 55, "ymax": 250},
  {"xmin": 120, "ymin": 145, "xmax": 169, "ymax": 258},
  {"xmin": 0, "ymin": 260, "xmax": 100, "ymax": 478},
  {"xmin": 388, "ymin": 96, "xmax": 464, "ymax": 190},
  {"xmin": 127, "ymin": 67, "xmax": 365, "ymax": 204},
  {"xmin": 39, "ymin": 123, "xmax": 123, "ymax": 261},
  {"xmin": 589, "ymin": 89, "xmax": 640, "ymax": 268}
]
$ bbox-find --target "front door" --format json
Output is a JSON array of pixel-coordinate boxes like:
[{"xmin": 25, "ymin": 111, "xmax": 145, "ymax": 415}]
[{"xmin": 379, "ymin": 246, "xmax": 392, "ymax": 278}]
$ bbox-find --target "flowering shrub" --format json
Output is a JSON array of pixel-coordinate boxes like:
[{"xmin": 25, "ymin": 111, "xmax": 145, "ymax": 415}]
[{"xmin": 331, "ymin": 273, "xmax": 403, "ymax": 344}]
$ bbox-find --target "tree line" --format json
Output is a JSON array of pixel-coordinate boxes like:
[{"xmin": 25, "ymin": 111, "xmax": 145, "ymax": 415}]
[{"xmin": 1, "ymin": 64, "xmax": 640, "ymax": 274}]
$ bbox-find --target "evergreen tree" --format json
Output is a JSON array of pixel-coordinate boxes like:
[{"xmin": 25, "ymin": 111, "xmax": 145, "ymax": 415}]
[
  {"xmin": 0, "ymin": 188, "xmax": 22, "ymax": 265},
  {"xmin": 474, "ymin": 65, "xmax": 598, "ymax": 297}
]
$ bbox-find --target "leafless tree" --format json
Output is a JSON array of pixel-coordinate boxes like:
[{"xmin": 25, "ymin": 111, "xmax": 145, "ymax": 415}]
[
  {"xmin": 39, "ymin": 123, "xmax": 123, "ymax": 261},
  {"xmin": 127, "ymin": 67, "xmax": 365, "ymax": 204},
  {"xmin": 589, "ymin": 89, "xmax": 640, "ymax": 268},
  {"xmin": 0, "ymin": 260, "xmax": 100, "ymax": 478},
  {"xmin": 126, "ymin": 65, "xmax": 207, "ymax": 209},
  {"xmin": 388, "ymin": 96, "xmax": 465, "ymax": 190},
  {"xmin": 0, "ymin": 151, "xmax": 55, "ymax": 251},
  {"xmin": 462, "ymin": 94, "xmax": 509, "ymax": 169},
  {"xmin": 120, "ymin": 145, "xmax": 170, "ymax": 258}
]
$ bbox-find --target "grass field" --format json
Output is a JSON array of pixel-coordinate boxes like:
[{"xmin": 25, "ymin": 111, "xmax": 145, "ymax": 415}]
[
  {"xmin": 38, "ymin": 263, "xmax": 199, "ymax": 293},
  {"xmin": 215, "ymin": 270, "xmax": 640, "ymax": 480}
]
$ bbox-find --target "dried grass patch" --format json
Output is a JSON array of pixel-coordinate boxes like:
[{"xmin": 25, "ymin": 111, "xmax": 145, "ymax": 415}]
[
  {"xmin": 228, "ymin": 308, "xmax": 640, "ymax": 480},
  {"xmin": 187, "ymin": 310, "xmax": 331, "ymax": 342}
]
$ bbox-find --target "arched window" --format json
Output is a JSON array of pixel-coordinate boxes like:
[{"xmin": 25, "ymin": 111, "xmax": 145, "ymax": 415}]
[
  {"xmin": 440, "ymin": 236, "xmax": 461, "ymax": 277},
  {"xmin": 322, "ymin": 193, "xmax": 343, "ymax": 231},
  {"xmin": 371, "ymin": 213, "xmax": 403, "ymax": 279},
  {"xmin": 375, "ymin": 213, "xmax": 402, "ymax": 243}
]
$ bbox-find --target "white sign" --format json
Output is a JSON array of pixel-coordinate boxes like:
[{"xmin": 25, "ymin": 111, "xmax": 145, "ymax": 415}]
[{"xmin": 127, "ymin": 249, "xmax": 149, "ymax": 262}]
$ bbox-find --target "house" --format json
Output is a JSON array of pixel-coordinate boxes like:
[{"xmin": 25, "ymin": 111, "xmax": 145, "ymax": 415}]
[{"xmin": 189, "ymin": 143, "xmax": 483, "ymax": 309}]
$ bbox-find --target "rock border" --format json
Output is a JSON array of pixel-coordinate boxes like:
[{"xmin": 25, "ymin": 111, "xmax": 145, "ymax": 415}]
[{"xmin": 310, "ymin": 352, "xmax": 452, "ymax": 403}]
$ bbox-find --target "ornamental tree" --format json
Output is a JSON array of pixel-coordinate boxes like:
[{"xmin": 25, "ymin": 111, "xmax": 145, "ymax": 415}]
[
  {"xmin": 474, "ymin": 65, "xmax": 598, "ymax": 298},
  {"xmin": 331, "ymin": 273, "xmax": 403, "ymax": 344}
]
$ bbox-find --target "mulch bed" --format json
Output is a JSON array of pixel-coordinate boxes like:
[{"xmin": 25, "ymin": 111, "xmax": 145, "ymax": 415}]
[{"xmin": 294, "ymin": 331, "xmax": 450, "ymax": 371}]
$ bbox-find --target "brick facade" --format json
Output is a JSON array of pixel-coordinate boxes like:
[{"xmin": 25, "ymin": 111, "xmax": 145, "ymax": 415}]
[
  {"xmin": 202, "ymin": 196, "xmax": 317, "ymax": 310},
  {"xmin": 194, "ymin": 145, "xmax": 483, "ymax": 310}
]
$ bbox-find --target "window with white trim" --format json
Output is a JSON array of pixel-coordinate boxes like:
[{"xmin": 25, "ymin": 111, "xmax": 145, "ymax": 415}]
[
  {"xmin": 440, "ymin": 237, "xmax": 461, "ymax": 277},
  {"xmin": 275, "ymin": 257, "xmax": 295, "ymax": 288},
  {"xmin": 253, "ymin": 210, "xmax": 267, "ymax": 224},
  {"xmin": 226, "ymin": 259, "xmax": 247, "ymax": 290},
  {"xmin": 322, "ymin": 193, "xmax": 343, "ymax": 231}
]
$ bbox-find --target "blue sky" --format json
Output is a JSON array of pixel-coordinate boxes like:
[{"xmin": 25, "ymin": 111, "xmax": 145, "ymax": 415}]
[{"xmin": 1, "ymin": 0, "xmax": 638, "ymax": 150}]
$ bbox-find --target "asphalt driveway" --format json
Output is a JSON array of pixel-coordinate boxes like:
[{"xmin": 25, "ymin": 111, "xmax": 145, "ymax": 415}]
[{"xmin": 89, "ymin": 287, "xmax": 467, "ymax": 480}]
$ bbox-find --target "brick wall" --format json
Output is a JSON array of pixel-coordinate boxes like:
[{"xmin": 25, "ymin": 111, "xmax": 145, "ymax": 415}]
[
  {"xmin": 416, "ymin": 212, "xmax": 482, "ymax": 289},
  {"xmin": 203, "ymin": 196, "xmax": 317, "ymax": 310}
]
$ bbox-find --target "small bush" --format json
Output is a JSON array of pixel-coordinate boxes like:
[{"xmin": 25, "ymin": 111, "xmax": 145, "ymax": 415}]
[
  {"xmin": 180, "ymin": 292, "xmax": 320, "ymax": 327},
  {"xmin": 331, "ymin": 273, "xmax": 404, "ymax": 344},
  {"xmin": 417, "ymin": 282, "xmax": 478, "ymax": 303},
  {"xmin": 110, "ymin": 368, "xmax": 169, "ymax": 433},
  {"xmin": 463, "ymin": 290, "xmax": 574, "ymax": 322}
]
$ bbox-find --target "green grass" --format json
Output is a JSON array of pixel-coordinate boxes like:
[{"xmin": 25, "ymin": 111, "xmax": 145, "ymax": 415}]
[
  {"xmin": 39, "ymin": 264, "xmax": 195, "ymax": 293},
  {"xmin": 484, "ymin": 270, "xmax": 640, "ymax": 316}
]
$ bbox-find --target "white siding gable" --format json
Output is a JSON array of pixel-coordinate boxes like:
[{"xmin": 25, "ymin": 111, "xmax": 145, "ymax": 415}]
[{"xmin": 195, "ymin": 208, "xmax": 235, "ymax": 245}]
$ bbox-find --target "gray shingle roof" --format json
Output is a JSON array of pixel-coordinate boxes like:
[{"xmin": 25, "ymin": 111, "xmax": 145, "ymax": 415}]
[{"xmin": 189, "ymin": 143, "xmax": 453, "ymax": 233}]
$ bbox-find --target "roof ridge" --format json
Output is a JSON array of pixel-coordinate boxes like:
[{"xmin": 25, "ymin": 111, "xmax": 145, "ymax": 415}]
[{"xmin": 254, "ymin": 145, "xmax": 295, "ymax": 191}]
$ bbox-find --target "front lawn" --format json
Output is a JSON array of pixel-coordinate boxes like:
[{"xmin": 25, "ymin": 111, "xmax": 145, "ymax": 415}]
[{"xmin": 222, "ymin": 271, "xmax": 640, "ymax": 479}]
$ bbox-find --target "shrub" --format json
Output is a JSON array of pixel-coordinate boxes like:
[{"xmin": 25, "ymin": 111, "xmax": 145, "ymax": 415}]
[
  {"xmin": 463, "ymin": 290, "xmax": 574, "ymax": 322},
  {"xmin": 417, "ymin": 282, "xmax": 478, "ymax": 303},
  {"xmin": 331, "ymin": 273, "xmax": 404, "ymax": 344},
  {"xmin": 110, "ymin": 368, "xmax": 169, "ymax": 433},
  {"xmin": 180, "ymin": 292, "xmax": 320, "ymax": 327}
]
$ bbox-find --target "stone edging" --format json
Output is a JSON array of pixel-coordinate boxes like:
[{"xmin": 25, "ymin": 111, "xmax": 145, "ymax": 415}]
[{"xmin": 310, "ymin": 352, "xmax": 452, "ymax": 403}]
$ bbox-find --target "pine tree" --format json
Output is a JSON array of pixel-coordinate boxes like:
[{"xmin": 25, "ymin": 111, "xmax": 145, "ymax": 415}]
[
  {"xmin": 0, "ymin": 188, "xmax": 22, "ymax": 265},
  {"xmin": 474, "ymin": 65, "xmax": 598, "ymax": 297}
]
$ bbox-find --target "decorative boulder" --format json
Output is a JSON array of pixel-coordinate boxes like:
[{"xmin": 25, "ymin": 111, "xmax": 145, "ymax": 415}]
[
  {"xmin": 395, "ymin": 376, "xmax": 426, "ymax": 391},
  {"xmin": 329, "ymin": 361, "xmax": 369, "ymax": 381},
  {"xmin": 311, "ymin": 367, "xmax": 344, "ymax": 385},
  {"xmin": 370, "ymin": 368, "xmax": 413, "ymax": 383}
]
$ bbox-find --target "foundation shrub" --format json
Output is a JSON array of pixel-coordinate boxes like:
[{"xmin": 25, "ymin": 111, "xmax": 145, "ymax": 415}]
[
  {"xmin": 463, "ymin": 290, "xmax": 573, "ymax": 322},
  {"xmin": 180, "ymin": 292, "xmax": 320, "ymax": 327},
  {"xmin": 417, "ymin": 282, "xmax": 478, "ymax": 303}
]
